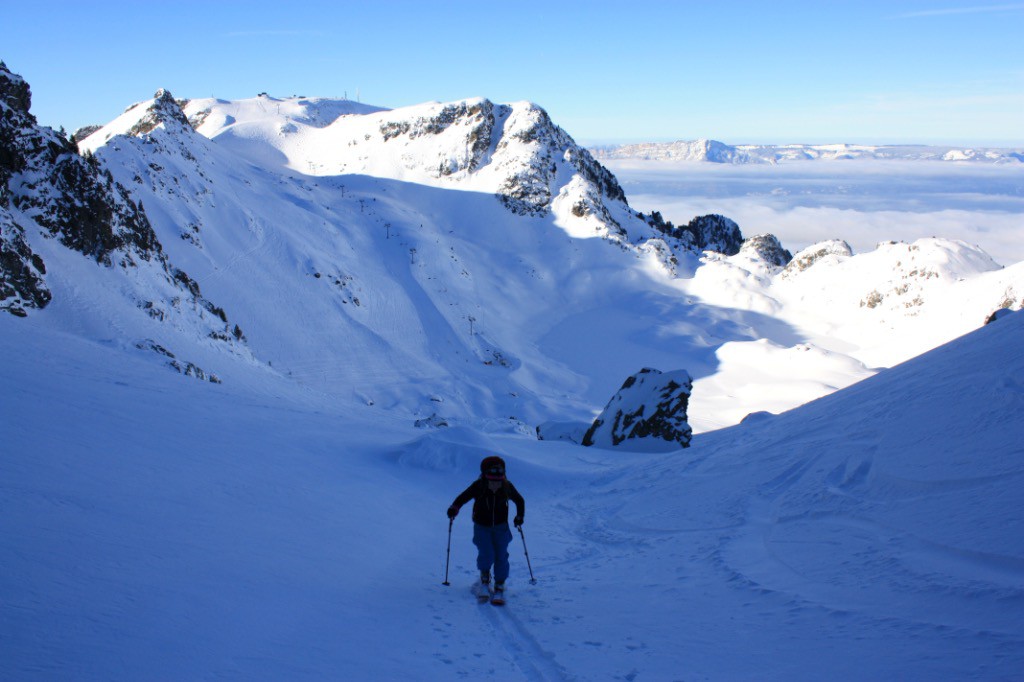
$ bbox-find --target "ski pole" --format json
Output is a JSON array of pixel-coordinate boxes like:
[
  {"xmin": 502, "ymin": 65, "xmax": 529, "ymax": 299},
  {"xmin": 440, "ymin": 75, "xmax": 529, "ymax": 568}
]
[
  {"xmin": 442, "ymin": 518, "xmax": 453, "ymax": 586},
  {"xmin": 517, "ymin": 525, "xmax": 537, "ymax": 584}
]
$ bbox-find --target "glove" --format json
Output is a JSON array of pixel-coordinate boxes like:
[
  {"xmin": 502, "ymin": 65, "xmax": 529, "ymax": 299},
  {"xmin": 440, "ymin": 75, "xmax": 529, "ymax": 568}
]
[
  {"xmin": 514, "ymin": 515, "xmax": 524, "ymax": 528},
  {"xmin": 447, "ymin": 506, "xmax": 459, "ymax": 519}
]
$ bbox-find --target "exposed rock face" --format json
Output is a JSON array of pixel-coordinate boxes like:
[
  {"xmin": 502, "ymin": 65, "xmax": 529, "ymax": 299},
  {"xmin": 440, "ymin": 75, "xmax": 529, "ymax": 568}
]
[
  {"xmin": 442, "ymin": 99, "xmax": 626, "ymax": 222},
  {"xmin": 634, "ymin": 211, "xmax": 798, "ymax": 271},
  {"xmin": 1, "ymin": 63, "xmax": 160, "ymax": 270},
  {"xmin": 741, "ymin": 233, "xmax": 793, "ymax": 267},
  {"xmin": 582, "ymin": 367, "xmax": 693, "ymax": 450},
  {"xmin": 381, "ymin": 100, "xmax": 495, "ymax": 175},
  {"xmin": 70, "ymin": 125, "xmax": 102, "ymax": 145},
  {"xmin": 343, "ymin": 97, "xmax": 628, "ymax": 230},
  {"xmin": 1, "ymin": 61, "xmax": 166, "ymax": 315},
  {"xmin": 1, "ymin": 64, "xmax": 243, "ymax": 354},
  {"xmin": 127, "ymin": 89, "xmax": 192, "ymax": 137},
  {"xmin": 0, "ymin": 209, "xmax": 49, "ymax": 315},
  {"xmin": 1, "ymin": 63, "xmax": 48, "ymax": 315},
  {"xmin": 782, "ymin": 240, "xmax": 854, "ymax": 278},
  {"xmin": 684, "ymin": 214, "xmax": 744, "ymax": 256}
]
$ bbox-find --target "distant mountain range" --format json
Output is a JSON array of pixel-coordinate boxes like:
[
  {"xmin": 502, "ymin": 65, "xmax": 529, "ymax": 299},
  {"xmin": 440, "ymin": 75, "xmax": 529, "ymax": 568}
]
[{"xmin": 590, "ymin": 138, "xmax": 1024, "ymax": 164}]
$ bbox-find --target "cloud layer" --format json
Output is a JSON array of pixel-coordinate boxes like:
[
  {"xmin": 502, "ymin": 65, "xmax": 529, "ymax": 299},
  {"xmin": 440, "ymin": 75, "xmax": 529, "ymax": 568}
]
[{"xmin": 606, "ymin": 160, "xmax": 1024, "ymax": 266}]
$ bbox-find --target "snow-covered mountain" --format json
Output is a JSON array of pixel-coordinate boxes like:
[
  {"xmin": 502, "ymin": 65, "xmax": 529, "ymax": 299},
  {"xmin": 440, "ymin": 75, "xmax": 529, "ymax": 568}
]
[
  {"xmin": 4, "ymin": 62, "xmax": 1024, "ymax": 681},
  {"xmin": 4, "ymin": 60, "xmax": 1021, "ymax": 436},
  {"xmin": 592, "ymin": 138, "xmax": 1024, "ymax": 164},
  {"xmin": 0, "ymin": 65, "xmax": 247, "ymax": 360}
]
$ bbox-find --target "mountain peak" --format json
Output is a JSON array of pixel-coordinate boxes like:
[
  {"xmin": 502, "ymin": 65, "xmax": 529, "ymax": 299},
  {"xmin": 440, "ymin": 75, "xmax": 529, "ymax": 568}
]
[
  {"xmin": 175, "ymin": 94, "xmax": 630, "ymax": 236},
  {"xmin": 127, "ymin": 89, "xmax": 191, "ymax": 137},
  {"xmin": 77, "ymin": 89, "xmax": 193, "ymax": 150},
  {"xmin": 0, "ymin": 61, "xmax": 32, "ymax": 117}
]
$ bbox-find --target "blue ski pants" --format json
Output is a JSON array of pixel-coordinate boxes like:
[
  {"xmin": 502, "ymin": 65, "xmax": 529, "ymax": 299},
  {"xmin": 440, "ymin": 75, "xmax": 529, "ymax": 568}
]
[{"xmin": 473, "ymin": 523, "xmax": 513, "ymax": 583}]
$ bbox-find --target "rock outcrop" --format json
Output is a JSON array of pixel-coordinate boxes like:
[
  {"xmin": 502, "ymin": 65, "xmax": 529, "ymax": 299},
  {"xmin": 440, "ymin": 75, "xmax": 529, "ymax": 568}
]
[
  {"xmin": 583, "ymin": 367, "xmax": 693, "ymax": 450},
  {"xmin": 781, "ymin": 240, "xmax": 854, "ymax": 278},
  {"xmin": 1, "ymin": 63, "xmax": 243, "ymax": 358},
  {"xmin": 740, "ymin": 233, "xmax": 793, "ymax": 267}
]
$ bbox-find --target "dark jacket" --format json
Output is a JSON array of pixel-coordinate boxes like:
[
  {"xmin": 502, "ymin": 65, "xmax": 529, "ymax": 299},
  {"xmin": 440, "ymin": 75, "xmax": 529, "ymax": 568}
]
[{"xmin": 451, "ymin": 478, "xmax": 525, "ymax": 527}]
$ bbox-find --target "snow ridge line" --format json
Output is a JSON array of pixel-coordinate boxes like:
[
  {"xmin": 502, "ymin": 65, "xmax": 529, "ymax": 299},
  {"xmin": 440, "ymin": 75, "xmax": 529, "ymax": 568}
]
[{"xmin": 481, "ymin": 599, "xmax": 573, "ymax": 681}]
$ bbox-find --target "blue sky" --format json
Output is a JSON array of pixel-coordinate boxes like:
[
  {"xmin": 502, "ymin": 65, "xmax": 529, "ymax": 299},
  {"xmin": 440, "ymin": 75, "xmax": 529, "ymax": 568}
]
[{"xmin": 4, "ymin": 0, "xmax": 1022, "ymax": 145}]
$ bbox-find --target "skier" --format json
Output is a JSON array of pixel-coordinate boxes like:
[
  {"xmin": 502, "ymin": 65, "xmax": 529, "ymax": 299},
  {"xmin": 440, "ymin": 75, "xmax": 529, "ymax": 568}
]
[{"xmin": 447, "ymin": 455, "xmax": 525, "ymax": 602}]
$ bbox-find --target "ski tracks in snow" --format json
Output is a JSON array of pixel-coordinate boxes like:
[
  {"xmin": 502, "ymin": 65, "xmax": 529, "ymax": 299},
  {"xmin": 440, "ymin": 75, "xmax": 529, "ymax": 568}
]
[
  {"xmin": 481, "ymin": 596, "xmax": 575, "ymax": 682},
  {"xmin": 429, "ymin": 582, "xmax": 572, "ymax": 681}
]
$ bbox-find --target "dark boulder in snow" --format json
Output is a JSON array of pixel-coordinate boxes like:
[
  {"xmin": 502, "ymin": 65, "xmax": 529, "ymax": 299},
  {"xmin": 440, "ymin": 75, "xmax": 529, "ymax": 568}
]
[{"xmin": 582, "ymin": 368, "xmax": 693, "ymax": 450}]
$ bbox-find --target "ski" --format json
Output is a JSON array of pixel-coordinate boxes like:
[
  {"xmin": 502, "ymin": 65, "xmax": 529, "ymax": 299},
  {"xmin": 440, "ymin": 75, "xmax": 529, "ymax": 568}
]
[
  {"xmin": 490, "ymin": 588, "xmax": 506, "ymax": 606},
  {"xmin": 472, "ymin": 583, "xmax": 490, "ymax": 603}
]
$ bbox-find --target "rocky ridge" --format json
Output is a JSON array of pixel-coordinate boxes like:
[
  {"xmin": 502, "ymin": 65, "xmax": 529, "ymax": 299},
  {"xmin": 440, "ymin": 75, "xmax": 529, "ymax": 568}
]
[
  {"xmin": 1, "ymin": 64, "xmax": 244, "ymax": 377},
  {"xmin": 177, "ymin": 94, "xmax": 788, "ymax": 265}
]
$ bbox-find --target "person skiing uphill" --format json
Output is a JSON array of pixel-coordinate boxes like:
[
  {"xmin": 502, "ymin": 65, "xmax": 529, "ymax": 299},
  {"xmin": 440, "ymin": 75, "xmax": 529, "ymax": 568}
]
[{"xmin": 447, "ymin": 456, "xmax": 525, "ymax": 600}]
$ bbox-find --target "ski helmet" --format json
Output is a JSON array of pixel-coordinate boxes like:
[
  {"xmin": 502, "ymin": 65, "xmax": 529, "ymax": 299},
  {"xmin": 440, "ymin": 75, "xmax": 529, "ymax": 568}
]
[{"xmin": 480, "ymin": 455, "xmax": 506, "ymax": 480}]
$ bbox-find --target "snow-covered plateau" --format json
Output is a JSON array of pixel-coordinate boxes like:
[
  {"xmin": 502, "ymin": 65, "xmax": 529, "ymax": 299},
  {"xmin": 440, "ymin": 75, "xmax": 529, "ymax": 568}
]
[{"xmin": 2, "ymin": 62, "xmax": 1023, "ymax": 679}]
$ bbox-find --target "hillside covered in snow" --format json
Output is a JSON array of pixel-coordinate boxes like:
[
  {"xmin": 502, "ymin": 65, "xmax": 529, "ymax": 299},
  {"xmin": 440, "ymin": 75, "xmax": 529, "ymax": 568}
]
[
  {"xmin": 3, "ymin": 264, "xmax": 1022, "ymax": 680},
  {"xmin": 4, "ymin": 60, "xmax": 1019, "ymax": 435},
  {"xmin": 3, "ymin": 62, "xmax": 1024, "ymax": 679}
]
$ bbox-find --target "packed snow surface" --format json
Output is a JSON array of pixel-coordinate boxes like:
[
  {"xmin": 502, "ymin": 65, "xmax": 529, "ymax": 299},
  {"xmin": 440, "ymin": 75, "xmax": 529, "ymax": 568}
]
[{"xmin": 3, "ymin": 302, "xmax": 1023, "ymax": 681}]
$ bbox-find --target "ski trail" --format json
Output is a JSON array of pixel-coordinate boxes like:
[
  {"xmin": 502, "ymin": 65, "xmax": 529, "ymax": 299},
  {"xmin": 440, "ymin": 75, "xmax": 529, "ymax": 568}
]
[{"xmin": 482, "ymin": 603, "xmax": 574, "ymax": 682}]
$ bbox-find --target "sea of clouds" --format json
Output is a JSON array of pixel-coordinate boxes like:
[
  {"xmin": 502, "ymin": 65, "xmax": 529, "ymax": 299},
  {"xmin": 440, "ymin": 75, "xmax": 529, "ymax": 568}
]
[{"xmin": 604, "ymin": 159, "xmax": 1024, "ymax": 266}]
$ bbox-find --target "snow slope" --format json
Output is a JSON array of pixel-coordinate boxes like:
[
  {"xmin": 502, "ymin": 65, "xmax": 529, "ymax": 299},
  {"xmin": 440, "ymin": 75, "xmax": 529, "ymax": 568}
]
[
  {"xmin": 66, "ymin": 90, "xmax": 1023, "ymax": 436},
  {"xmin": 5, "ymin": 66, "xmax": 1024, "ymax": 680},
  {"xmin": 2, "ymin": 293, "xmax": 1022, "ymax": 681}
]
